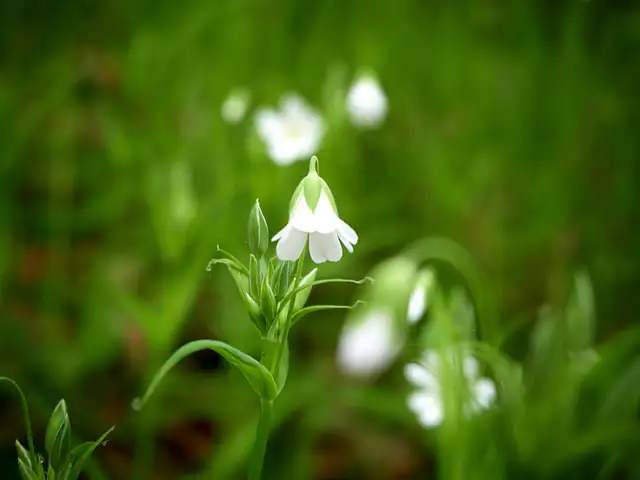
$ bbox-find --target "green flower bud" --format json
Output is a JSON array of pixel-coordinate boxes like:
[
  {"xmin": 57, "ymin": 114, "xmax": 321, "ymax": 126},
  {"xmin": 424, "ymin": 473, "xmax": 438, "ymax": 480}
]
[
  {"xmin": 260, "ymin": 278, "xmax": 277, "ymax": 325},
  {"xmin": 248, "ymin": 199, "xmax": 269, "ymax": 258},
  {"xmin": 272, "ymin": 261, "xmax": 294, "ymax": 300},
  {"xmin": 293, "ymin": 268, "xmax": 318, "ymax": 311},
  {"xmin": 243, "ymin": 292, "xmax": 266, "ymax": 333},
  {"xmin": 249, "ymin": 254, "xmax": 260, "ymax": 299},
  {"xmin": 45, "ymin": 399, "xmax": 71, "ymax": 472}
]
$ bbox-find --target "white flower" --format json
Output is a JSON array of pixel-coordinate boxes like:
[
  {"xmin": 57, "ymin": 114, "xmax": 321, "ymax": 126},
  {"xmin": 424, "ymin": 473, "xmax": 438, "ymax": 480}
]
[
  {"xmin": 337, "ymin": 308, "xmax": 402, "ymax": 377},
  {"xmin": 272, "ymin": 156, "xmax": 357, "ymax": 264},
  {"xmin": 221, "ymin": 88, "xmax": 250, "ymax": 124},
  {"xmin": 407, "ymin": 269, "xmax": 435, "ymax": 324},
  {"xmin": 255, "ymin": 93, "xmax": 326, "ymax": 165},
  {"xmin": 404, "ymin": 350, "xmax": 496, "ymax": 428},
  {"xmin": 346, "ymin": 72, "xmax": 388, "ymax": 129}
]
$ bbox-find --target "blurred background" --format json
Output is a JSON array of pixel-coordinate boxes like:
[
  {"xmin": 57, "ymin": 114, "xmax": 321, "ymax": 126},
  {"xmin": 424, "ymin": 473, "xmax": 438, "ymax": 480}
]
[{"xmin": 1, "ymin": 0, "xmax": 639, "ymax": 478}]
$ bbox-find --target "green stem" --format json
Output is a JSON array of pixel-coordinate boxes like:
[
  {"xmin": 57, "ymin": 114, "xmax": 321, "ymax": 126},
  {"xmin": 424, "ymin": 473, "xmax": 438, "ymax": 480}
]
[
  {"xmin": 272, "ymin": 249, "xmax": 306, "ymax": 376},
  {"xmin": 0, "ymin": 377, "xmax": 36, "ymax": 461},
  {"xmin": 248, "ymin": 399, "xmax": 273, "ymax": 480}
]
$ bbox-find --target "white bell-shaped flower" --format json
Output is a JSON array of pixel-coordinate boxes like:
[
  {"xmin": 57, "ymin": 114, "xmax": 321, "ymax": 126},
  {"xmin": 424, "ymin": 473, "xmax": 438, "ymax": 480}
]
[
  {"xmin": 404, "ymin": 350, "xmax": 496, "ymax": 429},
  {"xmin": 336, "ymin": 308, "xmax": 402, "ymax": 377},
  {"xmin": 407, "ymin": 269, "xmax": 435, "ymax": 324},
  {"xmin": 346, "ymin": 71, "xmax": 388, "ymax": 129},
  {"xmin": 255, "ymin": 93, "xmax": 326, "ymax": 165},
  {"xmin": 272, "ymin": 156, "xmax": 357, "ymax": 264}
]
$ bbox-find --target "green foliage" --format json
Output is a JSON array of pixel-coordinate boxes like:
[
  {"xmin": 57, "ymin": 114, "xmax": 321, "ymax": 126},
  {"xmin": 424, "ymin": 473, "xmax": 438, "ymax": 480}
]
[{"xmin": 1, "ymin": 0, "xmax": 640, "ymax": 478}]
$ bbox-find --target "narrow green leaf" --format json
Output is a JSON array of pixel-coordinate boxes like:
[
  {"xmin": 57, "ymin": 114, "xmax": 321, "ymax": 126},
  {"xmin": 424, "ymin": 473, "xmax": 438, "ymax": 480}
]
[
  {"xmin": 206, "ymin": 258, "xmax": 246, "ymax": 275},
  {"xmin": 0, "ymin": 377, "xmax": 36, "ymax": 465},
  {"xmin": 67, "ymin": 426, "xmax": 114, "ymax": 480},
  {"xmin": 291, "ymin": 301, "xmax": 364, "ymax": 326},
  {"xmin": 597, "ymin": 357, "xmax": 640, "ymax": 424},
  {"xmin": 277, "ymin": 275, "xmax": 371, "ymax": 316},
  {"xmin": 15, "ymin": 440, "xmax": 32, "ymax": 469},
  {"xmin": 133, "ymin": 340, "xmax": 278, "ymax": 408},
  {"xmin": 207, "ymin": 246, "xmax": 249, "ymax": 276},
  {"xmin": 17, "ymin": 459, "xmax": 38, "ymax": 480},
  {"xmin": 243, "ymin": 292, "xmax": 266, "ymax": 334},
  {"xmin": 565, "ymin": 270, "xmax": 595, "ymax": 351}
]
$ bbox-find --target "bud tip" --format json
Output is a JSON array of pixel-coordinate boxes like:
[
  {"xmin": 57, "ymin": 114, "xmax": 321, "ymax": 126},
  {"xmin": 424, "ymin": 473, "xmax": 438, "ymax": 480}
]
[{"xmin": 309, "ymin": 156, "xmax": 319, "ymax": 174}]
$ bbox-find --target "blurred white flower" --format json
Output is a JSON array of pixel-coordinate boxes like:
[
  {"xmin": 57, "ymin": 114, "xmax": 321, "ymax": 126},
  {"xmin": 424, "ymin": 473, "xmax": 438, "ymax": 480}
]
[
  {"xmin": 255, "ymin": 93, "xmax": 326, "ymax": 165},
  {"xmin": 221, "ymin": 88, "xmax": 250, "ymax": 124},
  {"xmin": 346, "ymin": 72, "xmax": 388, "ymax": 129},
  {"xmin": 405, "ymin": 350, "xmax": 496, "ymax": 428},
  {"xmin": 272, "ymin": 157, "xmax": 357, "ymax": 263},
  {"xmin": 407, "ymin": 269, "xmax": 435, "ymax": 324},
  {"xmin": 337, "ymin": 308, "xmax": 402, "ymax": 377}
]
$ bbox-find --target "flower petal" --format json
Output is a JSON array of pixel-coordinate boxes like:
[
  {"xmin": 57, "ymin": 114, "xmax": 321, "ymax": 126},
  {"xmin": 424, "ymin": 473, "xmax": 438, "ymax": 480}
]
[
  {"xmin": 290, "ymin": 194, "xmax": 317, "ymax": 233},
  {"xmin": 404, "ymin": 363, "xmax": 438, "ymax": 390},
  {"xmin": 308, "ymin": 231, "xmax": 327, "ymax": 264},
  {"xmin": 407, "ymin": 284, "xmax": 426, "ymax": 324},
  {"xmin": 472, "ymin": 378, "xmax": 496, "ymax": 409},
  {"xmin": 254, "ymin": 108, "xmax": 280, "ymax": 141},
  {"xmin": 272, "ymin": 224, "xmax": 290, "ymax": 242},
  {"xmin": 337, "ymin": 219, "xmax": 358, "ymax": 244},
  {"xmin": 313, "ymin": 191, "xmax": 340, "ymax": 234},
  {"xmin": 463, "ymin": 355, "xmax": 479, "ymax": 380},
  {"xmin": 309, "ymin": 231, "xmax": 342, "ymax": 264},
  {"xmin": 275, "ymin": 226, "xmax": 307, "ymax": 261},
  {"xmin": 323, "ymin": 231, "xmax": 343, "ymax": 262},
  {"xmin": 407, "ymin": 391, "xmax": 443, "ymax": 428},
  {"xmin": 336, "ymin": 309, "xmax": 401, "ymax": 377},
  {"xmin": 337, "ymin": 231, "xmax": 353, "ymax": 253}
]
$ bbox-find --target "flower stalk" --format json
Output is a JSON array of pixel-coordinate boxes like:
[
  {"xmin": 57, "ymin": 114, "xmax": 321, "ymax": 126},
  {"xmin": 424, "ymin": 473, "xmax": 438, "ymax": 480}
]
[{"xmin": 135, "ymin": 156, "xmax": 364, "ymax": 480}]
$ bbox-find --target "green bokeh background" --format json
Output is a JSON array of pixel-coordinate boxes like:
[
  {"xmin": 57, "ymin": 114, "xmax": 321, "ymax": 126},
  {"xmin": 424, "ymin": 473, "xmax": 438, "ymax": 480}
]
[{"xmin": 1, "ymin": 0, "xmax": 639, "ymax": 478}]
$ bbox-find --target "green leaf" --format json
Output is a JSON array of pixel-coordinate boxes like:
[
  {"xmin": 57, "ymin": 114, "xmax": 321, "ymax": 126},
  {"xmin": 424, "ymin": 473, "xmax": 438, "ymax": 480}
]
[
  {"xmin": 17, "ymin": 459, "xmax": 38, "ymax": 480},
  {"xmin": 45, "ymin": 400, "xmax": 71, "ymax": 473},
  {"xmin": 15, "ymin": 440, "xmax": 32, "ymax": 470},
  {"xmin": 66, "ymin": 426, "xmax": 114, "ymax": 480},
  {"xmin": 207, "ymin": 246, "xmax": 249, "ymax": 276},
  {"xmin": 133, "ymin": 340, "xmax": 278, "ymax": 407},
  {"xmin": 597, "ymin": 357, "xmax": 640, "ymax": 424},
  {"xmin": 275, "ymin": 342, "xmax": 289, "ymax": 395},
  {"xmin": 0, "ymin": 377, "xmax": 37, "ymax": 466},
  {"xmin": 291, "ymin": 301, "xmax": 364, "ymax": 326},
  {"xmin": 260, "ymin": 279, "xmax": 277, "ymax": 326},
  {"xmin": 206, "ymin": 258, "xmax": 246, "ymax": 275},
  {"xmin": 243, "ymin": 292, "xmax": 266, "ymax": 334},
  {"xmin": 565, "ymin": 270, "xmax": 595, "ymax": 351},
  {"xmin": 277, "ymin": 274, "xmax": 371, "ymax": 316}
]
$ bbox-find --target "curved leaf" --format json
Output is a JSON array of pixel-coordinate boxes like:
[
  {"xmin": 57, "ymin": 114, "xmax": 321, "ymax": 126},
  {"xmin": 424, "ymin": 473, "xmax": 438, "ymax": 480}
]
[
  {"xmin": 133, "ymin": 340, "xmax": 277, "ymax": 408},
  {"xmin": 207, "ymin": 246, "xmax": 249, "ymax": 276},
  {"xmin": 402, "ymin": 237, "xmax": 497, "ymax": 345},
  {"xmin": 0, "ymin": 377, "xmax": 36, "ymax": 465},
  {"xmin": 67, "ymin": 426, "xmax": 115, "ymax": 480},
  {"xmin": 291, "ymin": 301, "xmax": 364, "ymax": 326},
  {"xmin": 277, "ymin": 276, "xmax": 372, "ymax": 316}
]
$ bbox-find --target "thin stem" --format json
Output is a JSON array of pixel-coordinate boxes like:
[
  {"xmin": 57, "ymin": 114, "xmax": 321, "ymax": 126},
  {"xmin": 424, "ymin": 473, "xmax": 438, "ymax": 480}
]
[
  {"xmin": 248, "ymin": 399, "xmax": 273, "ymax": 480},
  {"xmin": 0, "ymin": 377, "xmax": 36, "ymax": 461},
  {"xmin": 272, "ymin": 248, "xmax": 306, "ymax": 376}
]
